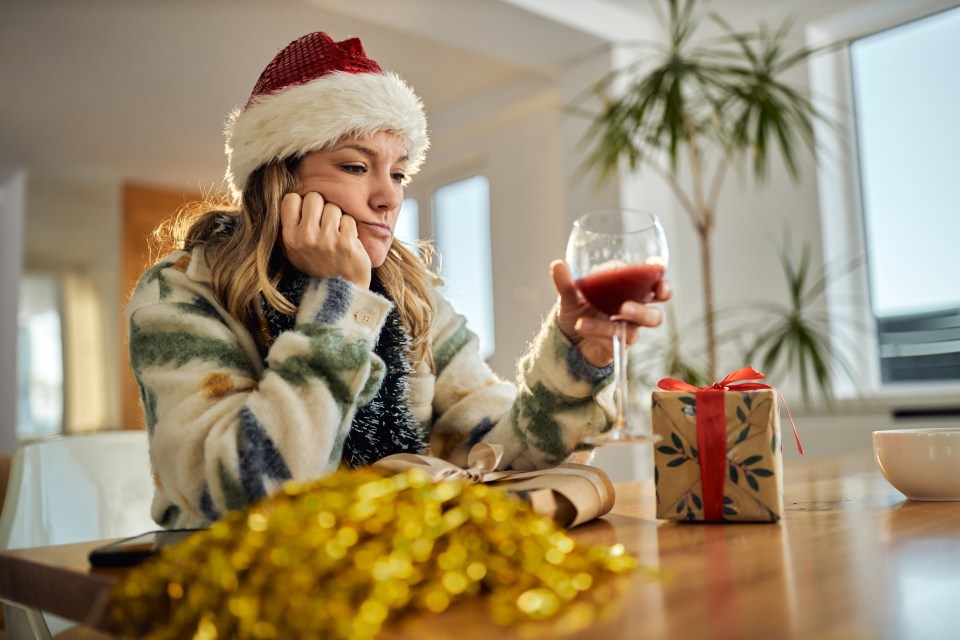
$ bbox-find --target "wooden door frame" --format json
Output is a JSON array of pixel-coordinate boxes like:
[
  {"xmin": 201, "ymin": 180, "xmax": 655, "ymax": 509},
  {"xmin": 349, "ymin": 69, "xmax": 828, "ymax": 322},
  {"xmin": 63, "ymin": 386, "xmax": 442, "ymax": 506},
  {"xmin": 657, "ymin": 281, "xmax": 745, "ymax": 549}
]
[{"xmin": 120, "ymin": 184, "xmax": 201, "ymax": 430}]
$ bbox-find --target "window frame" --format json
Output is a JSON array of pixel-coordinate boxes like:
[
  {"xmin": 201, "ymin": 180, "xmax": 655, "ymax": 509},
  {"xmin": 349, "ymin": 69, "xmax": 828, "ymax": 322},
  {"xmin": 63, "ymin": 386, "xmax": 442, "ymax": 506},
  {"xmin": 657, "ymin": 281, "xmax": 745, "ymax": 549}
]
[
  {"xmin": 808, "ymin": 0, "xmax": 960, "ymax": 398},
  {"xmin": 403, "ymin": 162, "xmax": 497, "ymax": 360}
]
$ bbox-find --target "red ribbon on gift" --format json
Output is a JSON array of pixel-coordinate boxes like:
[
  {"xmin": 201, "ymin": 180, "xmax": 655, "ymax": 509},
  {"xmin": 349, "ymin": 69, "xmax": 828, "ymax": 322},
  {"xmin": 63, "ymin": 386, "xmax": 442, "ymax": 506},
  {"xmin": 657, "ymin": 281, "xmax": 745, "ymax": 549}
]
[{"xmin": 657, "ymin": 367, "xmax": 802, "ymax": 521}]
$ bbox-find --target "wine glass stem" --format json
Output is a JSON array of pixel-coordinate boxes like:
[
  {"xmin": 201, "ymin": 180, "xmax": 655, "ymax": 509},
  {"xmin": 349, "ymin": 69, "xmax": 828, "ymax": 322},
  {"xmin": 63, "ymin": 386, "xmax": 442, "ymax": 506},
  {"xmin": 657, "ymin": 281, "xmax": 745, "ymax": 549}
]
[{"xmin": 612, "ymin": 320, "xmax": 629, "ymax": 432}]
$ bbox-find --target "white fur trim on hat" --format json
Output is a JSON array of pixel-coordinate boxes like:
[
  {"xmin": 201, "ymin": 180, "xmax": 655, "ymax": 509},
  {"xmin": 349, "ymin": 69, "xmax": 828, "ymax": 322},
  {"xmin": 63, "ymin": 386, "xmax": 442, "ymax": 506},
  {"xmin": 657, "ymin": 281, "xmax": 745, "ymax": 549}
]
[{"xmin": 224, "ymin": 71, "xmax": 429, "ymax": 197}]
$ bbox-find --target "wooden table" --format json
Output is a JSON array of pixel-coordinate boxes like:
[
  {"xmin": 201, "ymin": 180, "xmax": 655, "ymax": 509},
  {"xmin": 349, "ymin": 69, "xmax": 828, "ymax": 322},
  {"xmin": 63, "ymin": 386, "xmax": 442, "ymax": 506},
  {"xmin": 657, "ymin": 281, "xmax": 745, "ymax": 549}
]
[{"xmin": 2, "ymin": 454, "xmax": 959, "ymax": 639}]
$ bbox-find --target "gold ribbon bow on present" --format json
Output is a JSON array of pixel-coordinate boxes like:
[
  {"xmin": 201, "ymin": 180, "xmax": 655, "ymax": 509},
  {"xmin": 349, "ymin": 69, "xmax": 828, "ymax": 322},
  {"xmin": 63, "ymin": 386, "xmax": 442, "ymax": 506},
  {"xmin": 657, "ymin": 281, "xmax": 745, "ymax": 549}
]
[
  {"xmin": 373, "ymin": 443, "xmax": 616, "ymax": 528},
  {"xmin": 373, "ymin": 442, "xmax": 514, "ymax": 483}
]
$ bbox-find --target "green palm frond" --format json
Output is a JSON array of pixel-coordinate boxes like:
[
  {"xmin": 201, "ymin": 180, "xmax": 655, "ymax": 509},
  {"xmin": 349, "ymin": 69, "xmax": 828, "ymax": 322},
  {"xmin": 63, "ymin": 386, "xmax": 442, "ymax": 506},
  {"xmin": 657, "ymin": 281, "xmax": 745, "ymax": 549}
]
[
  {"xmin": 582, "ymin": 0, "xmax": 829, "ymax": 184},
  {"xmin": 706, "ymin": 20, "xmax": 822, "ymax": 181},
  {"xmin": 741, "ymin": 240, "xmax": 865, "ymax": 406}
]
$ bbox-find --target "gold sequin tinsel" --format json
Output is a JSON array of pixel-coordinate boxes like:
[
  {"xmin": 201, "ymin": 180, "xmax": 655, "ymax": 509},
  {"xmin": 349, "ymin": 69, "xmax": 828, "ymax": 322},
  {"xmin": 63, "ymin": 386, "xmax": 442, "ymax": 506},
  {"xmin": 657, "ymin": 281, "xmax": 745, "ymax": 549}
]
[{"xmin": 109, "ymin": 467, "xmax": 638, "ymax": 639}]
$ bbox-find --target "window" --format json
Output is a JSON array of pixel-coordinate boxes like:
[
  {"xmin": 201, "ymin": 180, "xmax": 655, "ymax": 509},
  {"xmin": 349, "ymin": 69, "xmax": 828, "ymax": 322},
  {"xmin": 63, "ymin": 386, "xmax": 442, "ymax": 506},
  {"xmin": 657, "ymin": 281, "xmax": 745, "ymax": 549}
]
[
  {"xmin": 850, "ymin": 7, "xmax": 960, "ymax": 382},
  {"xmin": 395, "ymin": 197, "xmax": 421, "ymax": 250},
  {"xmin": 17, "ymin": 274, "xmax": 64, "ymax": 439},
  {"xmin": 432, "ymin": 176, "xmax": 495, "ymax": 359}
]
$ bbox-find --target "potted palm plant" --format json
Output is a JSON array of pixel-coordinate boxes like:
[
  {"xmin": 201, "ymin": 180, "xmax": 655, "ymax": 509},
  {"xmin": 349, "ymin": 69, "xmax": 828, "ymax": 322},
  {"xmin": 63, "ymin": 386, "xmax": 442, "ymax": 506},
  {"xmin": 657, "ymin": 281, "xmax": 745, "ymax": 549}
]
[
  {"xmin": 737, "ymin": 239, "xmax": 864, "ymax": 405},
  {"xmin": 580, "ymin": 0, "xmax": 828, "ymax": 382}
]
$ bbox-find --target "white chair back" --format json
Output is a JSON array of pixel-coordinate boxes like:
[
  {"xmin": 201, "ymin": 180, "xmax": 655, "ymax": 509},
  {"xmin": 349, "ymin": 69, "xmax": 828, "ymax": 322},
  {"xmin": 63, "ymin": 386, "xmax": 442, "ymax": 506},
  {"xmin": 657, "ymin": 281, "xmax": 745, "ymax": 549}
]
[{"xmin": 0, "ymin": 430, "xmax": 155, "ymax": 550}]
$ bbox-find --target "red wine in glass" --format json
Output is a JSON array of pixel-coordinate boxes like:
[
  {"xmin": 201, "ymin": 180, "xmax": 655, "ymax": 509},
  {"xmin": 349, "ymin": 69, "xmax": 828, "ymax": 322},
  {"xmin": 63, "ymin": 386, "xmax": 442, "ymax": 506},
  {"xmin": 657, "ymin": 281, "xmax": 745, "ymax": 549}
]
[{"xmin": 574, "ymin": 262, "xmax": 666, "ymax": 316}]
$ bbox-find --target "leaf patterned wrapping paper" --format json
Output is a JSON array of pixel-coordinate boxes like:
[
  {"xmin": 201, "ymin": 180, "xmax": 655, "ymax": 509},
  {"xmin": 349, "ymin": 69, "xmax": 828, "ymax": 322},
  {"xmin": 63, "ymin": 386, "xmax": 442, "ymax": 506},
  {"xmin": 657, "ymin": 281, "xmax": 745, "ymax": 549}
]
[{"xmin": 651, "ymin": 390, "xmax": 784, "ymax": 522}]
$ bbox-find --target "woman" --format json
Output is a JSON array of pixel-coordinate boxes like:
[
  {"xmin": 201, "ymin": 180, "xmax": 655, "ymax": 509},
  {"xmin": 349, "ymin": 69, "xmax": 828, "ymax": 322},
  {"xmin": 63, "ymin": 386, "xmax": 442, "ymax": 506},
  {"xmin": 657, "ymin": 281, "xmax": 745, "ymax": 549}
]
[{"xmin": 127, "ymin": 31, "xmax": 670, "ymax": 529}]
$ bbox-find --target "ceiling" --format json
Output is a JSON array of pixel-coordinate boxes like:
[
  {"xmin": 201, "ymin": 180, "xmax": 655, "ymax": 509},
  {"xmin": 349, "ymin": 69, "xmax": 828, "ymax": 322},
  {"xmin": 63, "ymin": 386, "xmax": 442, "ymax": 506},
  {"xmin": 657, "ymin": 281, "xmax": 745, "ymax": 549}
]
[
  {"xmin": 0, "ymin": 0, "xmax": 626, "ymax": 191},
  {"xmin": 0, "ymin": 0, "xmax": 851, "ymax": 192}
]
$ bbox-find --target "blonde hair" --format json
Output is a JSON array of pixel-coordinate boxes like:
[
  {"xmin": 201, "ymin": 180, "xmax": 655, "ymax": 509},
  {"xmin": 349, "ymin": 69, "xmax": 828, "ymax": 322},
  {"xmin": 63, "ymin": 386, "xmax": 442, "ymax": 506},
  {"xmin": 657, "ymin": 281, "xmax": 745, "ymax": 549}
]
[{"xmin": 156, "ymin": 159, "xmax": 437, "ymax": 369}]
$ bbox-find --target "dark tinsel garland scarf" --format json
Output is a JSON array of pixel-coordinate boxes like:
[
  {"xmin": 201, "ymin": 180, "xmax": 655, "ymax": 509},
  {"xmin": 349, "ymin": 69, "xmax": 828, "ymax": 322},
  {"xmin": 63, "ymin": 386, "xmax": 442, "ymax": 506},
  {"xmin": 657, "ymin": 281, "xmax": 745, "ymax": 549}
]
[{"xmin": 258, "ymin": 268, "xmax": 427, "ymax": 468}]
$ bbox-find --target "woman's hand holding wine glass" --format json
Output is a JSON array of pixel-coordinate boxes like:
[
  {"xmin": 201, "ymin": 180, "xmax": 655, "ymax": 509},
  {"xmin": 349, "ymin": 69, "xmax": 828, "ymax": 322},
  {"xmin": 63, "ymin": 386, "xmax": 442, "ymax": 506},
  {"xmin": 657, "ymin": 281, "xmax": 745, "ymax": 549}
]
[
  {"xmin": 551, "ymin": 260, "xmax": 671, "ymax": 367},
  {"xmin": 558, "ymin": 210, "xmax": 671, "ymax": 445}
]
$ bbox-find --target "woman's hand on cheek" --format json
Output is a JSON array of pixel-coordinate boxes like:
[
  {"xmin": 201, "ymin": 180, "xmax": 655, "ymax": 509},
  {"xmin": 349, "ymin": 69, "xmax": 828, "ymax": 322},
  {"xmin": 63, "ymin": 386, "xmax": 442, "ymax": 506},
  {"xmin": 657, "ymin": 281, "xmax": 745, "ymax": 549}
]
[
  {"xmin": 551, "ymin": 260, "xmax": 671, "ymax": 368},
  {"xmin": 280, "ymin": 192, "xmax": 372, "ymax": 289}
]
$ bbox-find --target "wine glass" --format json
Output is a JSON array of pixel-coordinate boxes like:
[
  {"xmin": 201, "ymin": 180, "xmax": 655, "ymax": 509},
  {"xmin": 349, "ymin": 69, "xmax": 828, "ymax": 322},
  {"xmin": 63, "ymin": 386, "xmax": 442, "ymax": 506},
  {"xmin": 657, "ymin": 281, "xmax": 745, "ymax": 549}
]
[{"xmin": 565, "ymin": 210, "xmax": 668, "ymax": 445}]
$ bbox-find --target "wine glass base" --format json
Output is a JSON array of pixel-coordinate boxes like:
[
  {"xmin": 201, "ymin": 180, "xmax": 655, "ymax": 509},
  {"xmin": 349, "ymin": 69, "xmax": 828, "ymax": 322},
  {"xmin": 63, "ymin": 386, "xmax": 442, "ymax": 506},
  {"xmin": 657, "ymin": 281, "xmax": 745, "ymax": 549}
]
[{"xmin": 582, "ymin": 431, "xmax": 661, "ymax": 446}]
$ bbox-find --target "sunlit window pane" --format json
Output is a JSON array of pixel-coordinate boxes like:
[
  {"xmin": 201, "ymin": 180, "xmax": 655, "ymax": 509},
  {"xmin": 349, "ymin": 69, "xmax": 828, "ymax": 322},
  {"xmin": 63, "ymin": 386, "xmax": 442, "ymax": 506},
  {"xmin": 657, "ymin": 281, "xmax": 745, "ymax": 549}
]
[
  {"xmin": 395, "ymin": 198, "xmax": 420, "ymax": 250},
  {"xmin": 433, "ymin": 176, "xmax": 495, "ymax": 358},
  {"xmin": 17, "ymin": 275, "xmax": 63, "ymax": 439},
  {"xmin": 852, "ymin": 8, "xmax": 960, "ymax": 317},
  {"xmin": 851, "ymin": 7, "xmax": 960, "ymax": 381}
]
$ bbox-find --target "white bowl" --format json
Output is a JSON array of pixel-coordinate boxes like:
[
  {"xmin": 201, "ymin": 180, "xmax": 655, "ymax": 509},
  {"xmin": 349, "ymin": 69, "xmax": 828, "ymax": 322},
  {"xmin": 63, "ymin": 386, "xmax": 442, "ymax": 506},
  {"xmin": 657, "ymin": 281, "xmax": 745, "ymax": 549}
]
[{"xmin": 873, "ymin": 428, "xmax": 960, "ymax": 501}]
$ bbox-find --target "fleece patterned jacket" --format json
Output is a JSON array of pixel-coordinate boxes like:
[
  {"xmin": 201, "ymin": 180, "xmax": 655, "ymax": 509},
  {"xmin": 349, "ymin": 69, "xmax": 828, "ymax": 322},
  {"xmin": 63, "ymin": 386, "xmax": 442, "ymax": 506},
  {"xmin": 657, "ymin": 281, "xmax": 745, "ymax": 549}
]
[{"xmin": 127, "ymin": 247, "xmax": 615, "ymax": 529}]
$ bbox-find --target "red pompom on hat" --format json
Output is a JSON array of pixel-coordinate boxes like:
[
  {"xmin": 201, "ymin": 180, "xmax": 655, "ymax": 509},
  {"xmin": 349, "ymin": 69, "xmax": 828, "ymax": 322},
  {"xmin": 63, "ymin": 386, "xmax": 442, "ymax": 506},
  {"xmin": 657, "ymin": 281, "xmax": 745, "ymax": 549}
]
[{"xmin": 224, "ymin": 32, "xmax": 429, "ymax": 197}]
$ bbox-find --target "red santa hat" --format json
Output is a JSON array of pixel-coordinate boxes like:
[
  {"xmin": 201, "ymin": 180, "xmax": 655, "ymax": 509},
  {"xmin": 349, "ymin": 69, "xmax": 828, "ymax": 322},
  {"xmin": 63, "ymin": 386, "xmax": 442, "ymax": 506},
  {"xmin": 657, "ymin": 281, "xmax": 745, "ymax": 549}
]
[{"xmin": 224, "ymin": 32, "xmax": 429, "ymax": 197}]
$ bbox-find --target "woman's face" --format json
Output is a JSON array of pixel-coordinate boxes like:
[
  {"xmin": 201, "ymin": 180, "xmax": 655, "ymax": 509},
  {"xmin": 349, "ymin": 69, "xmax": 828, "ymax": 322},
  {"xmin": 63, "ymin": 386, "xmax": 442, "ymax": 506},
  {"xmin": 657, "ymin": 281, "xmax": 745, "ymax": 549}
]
[{"xmin": 294, "ymin": 131, "xmax": 407, "ymax": 268}]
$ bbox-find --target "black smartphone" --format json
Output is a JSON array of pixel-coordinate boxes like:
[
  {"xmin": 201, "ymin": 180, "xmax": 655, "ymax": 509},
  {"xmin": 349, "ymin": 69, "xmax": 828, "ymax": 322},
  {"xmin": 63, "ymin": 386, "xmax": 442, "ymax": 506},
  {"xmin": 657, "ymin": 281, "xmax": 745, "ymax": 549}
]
[{"xmin": 88, "ymin": 529, "xmax": 201, "ymax": 567}]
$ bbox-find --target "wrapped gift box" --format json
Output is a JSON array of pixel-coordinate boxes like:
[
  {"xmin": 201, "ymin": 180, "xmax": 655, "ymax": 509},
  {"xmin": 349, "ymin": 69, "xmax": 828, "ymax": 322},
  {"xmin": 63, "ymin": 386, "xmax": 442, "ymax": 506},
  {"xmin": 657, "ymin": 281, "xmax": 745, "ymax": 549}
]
[{"xmin": 651, "ymin": 388, "xmax": 783, "ymax": 522}]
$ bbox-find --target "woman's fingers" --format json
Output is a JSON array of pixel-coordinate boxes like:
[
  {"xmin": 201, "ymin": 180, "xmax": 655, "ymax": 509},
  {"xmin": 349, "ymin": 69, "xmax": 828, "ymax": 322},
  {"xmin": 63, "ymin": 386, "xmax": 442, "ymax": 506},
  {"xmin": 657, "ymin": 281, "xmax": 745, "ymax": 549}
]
[
  {"xmin": 576, "ymin": 303, "xmax": 661, "ymax": 335},
  {"xmin": 551, "ymin": 260, "xmax": 581, "ymax": 303},
  {"xmin": 654, "ymin": 279, "xmax": 673, "ymax": 303},
  {"xmin": 279, "ymin": 191, "xmax": 371, "ymax": 288},
  {"xmin": 289, "ymin": 192, "xmax": 355, "ymax": 248},
  {"xmin": 575, "ymin": 315, "xmax": 643, "ymax": 335},
  {"xmin": 338, "ymin": 211, "xmax": 359, "ymax": 237},
  {"xmin": 574, "ymin": 302, "xmax": 662, "ymax": 340},
  {"xmin": 616, "ymin": 301, "xmax": 664, "ymax": 327},
  {"xmin": 280, "ymin": 193, "xmax": 303, "ymax": 229}
]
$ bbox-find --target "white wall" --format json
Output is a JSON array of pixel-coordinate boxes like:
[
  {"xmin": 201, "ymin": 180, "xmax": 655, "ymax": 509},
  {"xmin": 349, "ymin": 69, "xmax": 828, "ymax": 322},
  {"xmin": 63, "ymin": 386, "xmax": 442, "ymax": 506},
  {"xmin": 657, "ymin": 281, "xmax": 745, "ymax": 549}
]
[{"xmin": 414, "ymin": 80, "xmax": 570, "ymax": 379}]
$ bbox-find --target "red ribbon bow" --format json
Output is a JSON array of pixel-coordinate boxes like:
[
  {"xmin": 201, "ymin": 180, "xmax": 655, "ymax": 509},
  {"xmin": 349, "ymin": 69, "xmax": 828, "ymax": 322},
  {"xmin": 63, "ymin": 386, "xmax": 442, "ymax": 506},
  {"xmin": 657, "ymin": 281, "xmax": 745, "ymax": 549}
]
[{"xmin": 657, "ymin": 367, "xmax": 802, "ymax": 521}]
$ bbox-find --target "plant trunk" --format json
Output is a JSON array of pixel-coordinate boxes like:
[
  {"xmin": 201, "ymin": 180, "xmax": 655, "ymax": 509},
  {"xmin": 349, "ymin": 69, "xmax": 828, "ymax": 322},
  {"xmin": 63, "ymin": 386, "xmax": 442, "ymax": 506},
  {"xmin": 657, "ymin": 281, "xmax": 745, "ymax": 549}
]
[{"xmin": 698, "ymin": 221, "xmax": 717, "ymax": 381}]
